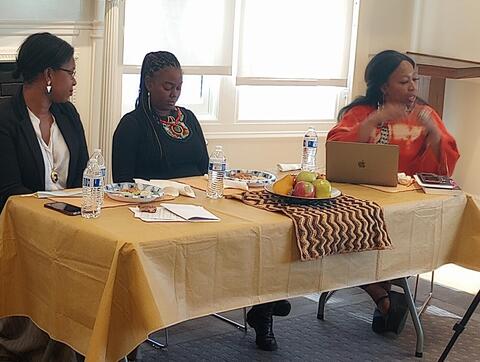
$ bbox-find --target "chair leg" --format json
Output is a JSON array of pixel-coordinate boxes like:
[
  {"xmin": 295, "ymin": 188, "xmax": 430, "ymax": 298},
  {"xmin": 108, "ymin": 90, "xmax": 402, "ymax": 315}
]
[
  {"xmin": 395, "ymin": 277, "xmax": 424, "ymax": 358},
  {"xmin": 212, "ymin": 307, "xmax": 248, "ymax": 332},
  {"xmin": 147, "ymin": 328, "xmax": 168, "ymax": 349},
  {"xmin": 317, "ymin": 291, "xmax": 336, "ymax": 320},
  {"xmin": 414, "ymin": 271, "xmax": 435, "ymax": 317}
]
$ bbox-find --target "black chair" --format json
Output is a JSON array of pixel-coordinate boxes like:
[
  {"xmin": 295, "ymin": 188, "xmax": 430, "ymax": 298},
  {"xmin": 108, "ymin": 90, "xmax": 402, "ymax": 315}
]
[{"xmin": 0, "ymin": 62, "xmax": 22, "ymax": 100}]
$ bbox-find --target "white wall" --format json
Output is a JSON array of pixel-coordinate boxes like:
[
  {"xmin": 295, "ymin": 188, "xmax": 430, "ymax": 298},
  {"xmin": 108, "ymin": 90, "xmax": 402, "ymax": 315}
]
[
  {"xmin": 411, "ymin": 0, "xmax": 480, "ymax": 194},
  {"xmin": 352, "ymin": 0, "xmax": 415, "ymax": 99},
  {"xmin": 0, "ymin": 0, "xmax": 94, "ymax": 21}
]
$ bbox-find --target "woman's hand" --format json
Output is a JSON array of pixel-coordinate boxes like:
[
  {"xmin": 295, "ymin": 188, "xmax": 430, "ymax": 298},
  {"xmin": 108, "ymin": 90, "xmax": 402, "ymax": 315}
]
[
  {"xmin": 412, "ymin": 105, "xmax": 442, "ymax": 160},
  {"xmin": 410, "ymin": 106, "xmax": 441, "ymax": 139},
  {"xmin": 357, "ymin": 102, "xmax": 408, "ymax": 142}
]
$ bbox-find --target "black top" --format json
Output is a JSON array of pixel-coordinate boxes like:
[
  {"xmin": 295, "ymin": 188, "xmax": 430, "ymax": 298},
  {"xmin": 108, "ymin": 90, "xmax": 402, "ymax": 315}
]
[
  {"xmin": 0, "ymin": 89, "xmax": 89, "ymax": 212},
  {"xmin": 112, "ymin": 106, "xmax": 209, "ymax": 182}
]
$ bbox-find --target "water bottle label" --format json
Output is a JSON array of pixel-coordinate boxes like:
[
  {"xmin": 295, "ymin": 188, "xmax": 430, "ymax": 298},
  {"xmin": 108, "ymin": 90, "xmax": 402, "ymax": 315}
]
[
  {"xmin": 209, "ymin": 162, "xmax": 226, "ymax": 172},
  {"xmin": 83, "ymin": 177, "xmax": 102, "ymax": 187},
  {"xmin": 303, "ymin": 139, "xmax": 318, "ymax": 148}
]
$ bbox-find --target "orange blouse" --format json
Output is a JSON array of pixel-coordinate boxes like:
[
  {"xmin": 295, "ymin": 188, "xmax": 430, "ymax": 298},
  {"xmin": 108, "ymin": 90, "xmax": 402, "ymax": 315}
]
[{"xmin": 327, "ymin": 105, "xmax": 460, "ymax": 176}]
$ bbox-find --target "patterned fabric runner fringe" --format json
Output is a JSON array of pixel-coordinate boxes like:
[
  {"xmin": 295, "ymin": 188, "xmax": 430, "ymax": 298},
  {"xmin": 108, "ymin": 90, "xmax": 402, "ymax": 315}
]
[{"xmin": 230, "ymin": 190, "xmax": 392, "ymax": 261}]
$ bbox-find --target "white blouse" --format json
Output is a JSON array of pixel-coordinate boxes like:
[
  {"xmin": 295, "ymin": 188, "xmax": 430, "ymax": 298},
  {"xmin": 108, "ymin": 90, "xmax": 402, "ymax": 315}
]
[{"xmin": 28, "ymin": 108, "xmax": 70, "ymax": 191}]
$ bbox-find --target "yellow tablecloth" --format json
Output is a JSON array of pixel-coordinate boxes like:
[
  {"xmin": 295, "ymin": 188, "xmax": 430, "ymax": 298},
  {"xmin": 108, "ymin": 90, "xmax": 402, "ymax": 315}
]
[{"xmin": 0, "ymin": 182, "xmax": 478, "ymax": 361}]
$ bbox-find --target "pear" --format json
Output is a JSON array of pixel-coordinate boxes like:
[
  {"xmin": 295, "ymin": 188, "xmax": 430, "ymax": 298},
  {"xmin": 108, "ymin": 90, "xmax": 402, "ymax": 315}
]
[
  {"xmin": 312, "ymin": 178, "xmax": 332, "ymax": 198},
  {"xmin": 272, "ymin": 174, "xmax": 296, "ymax": 195}
]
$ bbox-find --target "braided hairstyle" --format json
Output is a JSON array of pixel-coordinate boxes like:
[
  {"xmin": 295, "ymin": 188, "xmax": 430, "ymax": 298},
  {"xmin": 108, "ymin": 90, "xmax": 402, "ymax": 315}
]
[
  {"xmin": 136, "ymin": 51, "xmax": 182, "ymax": 161},
  {"xmin": 337, "ymin": 50, "xmax": 417, "ymax": 120},
  {"xmin": 13, "ymin": 32, "xmax": 74, "ymax": 83},
  {"xmin": 136, "ymin": 51, "xmax": 181, "ymax": 110}
]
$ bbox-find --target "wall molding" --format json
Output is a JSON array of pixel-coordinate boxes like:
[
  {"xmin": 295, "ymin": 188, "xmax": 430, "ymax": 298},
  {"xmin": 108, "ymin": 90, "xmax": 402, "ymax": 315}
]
[
  {"xmin": 0, "ymin": 48, "xmax": 17, "ymax": 62},
  {"xmin": 0, "ymin": 20, "xmax": 102, "ymax": 36}
]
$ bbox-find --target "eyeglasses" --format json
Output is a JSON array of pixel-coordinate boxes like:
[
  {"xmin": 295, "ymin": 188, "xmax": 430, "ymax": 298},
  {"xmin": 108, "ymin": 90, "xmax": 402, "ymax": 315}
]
[{"xmin": 57, "ymin": 68, "xmax": 76, "ymax": 78}]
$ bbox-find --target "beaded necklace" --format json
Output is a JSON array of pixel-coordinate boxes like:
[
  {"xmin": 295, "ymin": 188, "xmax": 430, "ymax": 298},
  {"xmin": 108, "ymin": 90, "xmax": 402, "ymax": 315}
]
[
  {"xmin": 158, "ymin": 107, "xmax": 182, "ymax": 126},
  {"xmin": 156, "ymin": 107, "xmax": 190, "ymax": 140}
]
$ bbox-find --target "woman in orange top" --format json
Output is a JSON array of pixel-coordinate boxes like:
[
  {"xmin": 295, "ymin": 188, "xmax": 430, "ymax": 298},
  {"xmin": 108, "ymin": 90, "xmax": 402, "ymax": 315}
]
[
  {"xmin": 327, "ymin": 50, "xmax": 460, "ymax": 335},
  {"xmin": 328, "ymin": 50, "xmax": 459, "ymax": 176}
]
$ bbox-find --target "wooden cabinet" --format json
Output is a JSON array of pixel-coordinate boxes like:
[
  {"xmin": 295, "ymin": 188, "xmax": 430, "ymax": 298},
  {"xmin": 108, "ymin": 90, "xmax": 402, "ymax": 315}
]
[{"xmin": 407, "ymin": 52, "xmax": 480, "ymax": 117}]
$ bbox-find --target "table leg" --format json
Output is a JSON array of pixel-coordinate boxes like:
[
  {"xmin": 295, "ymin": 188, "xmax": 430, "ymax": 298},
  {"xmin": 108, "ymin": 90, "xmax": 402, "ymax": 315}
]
[{"xmin": 395, "ymin": 278, "xmax": 424, "ymax": 358}]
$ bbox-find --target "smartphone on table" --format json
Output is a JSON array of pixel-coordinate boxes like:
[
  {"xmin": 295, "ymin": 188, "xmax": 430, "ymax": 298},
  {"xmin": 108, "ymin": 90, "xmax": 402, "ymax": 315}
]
[{"xmin": 44, "ymin": 202, "xmax": 82, "ymax": 216}]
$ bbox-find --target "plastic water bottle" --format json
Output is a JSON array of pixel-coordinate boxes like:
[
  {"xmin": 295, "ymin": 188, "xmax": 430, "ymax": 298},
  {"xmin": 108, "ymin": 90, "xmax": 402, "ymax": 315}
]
[
  {"xmin": 301, "ymin": 127, "xmax": 318, "ymax": 171},
  {"xmin": 90, "ymin": 149, "xmax": 106, "ymax": 204},
  {"xmin": 91, "ymin": 148, "xmax": 106, "ymax": 180},
  {"xmin": 206, "ymin": 145, "xmax": 226, "ymax": 199},
  {"xmin": 81, "ymin": 159, "xmax": 103, "ymax": 218}
]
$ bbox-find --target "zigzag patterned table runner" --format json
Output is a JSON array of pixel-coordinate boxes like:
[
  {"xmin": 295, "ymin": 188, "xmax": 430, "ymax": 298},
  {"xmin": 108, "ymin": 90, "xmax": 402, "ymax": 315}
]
[{"xmin": 230, "ymin": 191, "xmax": 392, "ymax": 261}]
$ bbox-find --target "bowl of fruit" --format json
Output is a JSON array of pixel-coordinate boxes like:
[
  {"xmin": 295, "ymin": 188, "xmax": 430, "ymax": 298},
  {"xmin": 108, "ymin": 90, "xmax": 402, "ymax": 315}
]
[{"xmin": 264, "ymin": 171, "xmax": 341, "ymax": 203}]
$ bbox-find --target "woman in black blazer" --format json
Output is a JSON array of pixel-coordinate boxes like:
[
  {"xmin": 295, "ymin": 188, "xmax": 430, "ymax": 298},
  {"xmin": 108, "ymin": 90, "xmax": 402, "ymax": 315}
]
[
  {"xmin": 0, "ymin": 32, "xmax": 89, "ymax": 213},
  {"xmin": 0, "ymin": 32, "xmax": 88, "ymax": 361}
]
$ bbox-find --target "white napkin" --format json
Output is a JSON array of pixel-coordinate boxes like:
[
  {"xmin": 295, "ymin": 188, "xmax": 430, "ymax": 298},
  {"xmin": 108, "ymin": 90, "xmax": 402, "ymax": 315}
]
[
  {"xmin": 37, "ymin": 190, "xmax": 83, "ymax": 198},
  {"xmin": 277, "ymin": 163, "xmax": 301, "ymax": 172},
  {"xmin": 203, "ymin": 175, "xmax": 249, "ymax": 191},
  {"xmin": 225, "ymin": 179, "xmax": 249, "ymax": 191},
  {"xmin": 134, "ymin": 178, "xmax": 196, "ymax": 198},
  {"xmin": 397, "ymin": 172, "xmax": 414, "ymax": 186}
]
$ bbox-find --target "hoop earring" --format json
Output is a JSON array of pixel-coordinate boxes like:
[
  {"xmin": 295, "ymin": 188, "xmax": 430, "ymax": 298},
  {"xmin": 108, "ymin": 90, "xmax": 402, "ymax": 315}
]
[
  {"xmin": 46, "ymin": 81, "xmax": 52, "ymax": 94},
  {"xmin": 147, "ymin": 91, "xmax": 151, "ymax": 112},
  {"xmin": 377, "ymin": 93, "xmax": 385, "ymax": 111}
]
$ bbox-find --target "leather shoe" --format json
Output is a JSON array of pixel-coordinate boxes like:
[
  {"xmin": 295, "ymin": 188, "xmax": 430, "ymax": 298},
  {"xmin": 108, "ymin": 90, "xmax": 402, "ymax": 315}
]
[
  {"xmin": 385, "ymin": 291, "xmax": 409, "ymax": 334},
  {"xmin": 272, "ymin": 300, "xmax": 291, "ymax": 317},
  {"xmin": 371, "ymin": 308, "xmax": 387, "ymax": 334},
  {"xmin": 247, "ymin": 304, "xmax": 278, "ymax": 351}
]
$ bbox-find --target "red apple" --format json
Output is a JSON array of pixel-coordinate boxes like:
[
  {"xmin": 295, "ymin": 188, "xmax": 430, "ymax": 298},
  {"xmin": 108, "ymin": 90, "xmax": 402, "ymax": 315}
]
[{"xmin": 292, "ymin": 181, "xmax": 315, "ymax": 198}]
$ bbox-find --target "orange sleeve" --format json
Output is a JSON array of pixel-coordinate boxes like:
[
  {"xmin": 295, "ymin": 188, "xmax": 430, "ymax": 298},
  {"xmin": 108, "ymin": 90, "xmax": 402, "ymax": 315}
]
[
  {"xmin": 327, "ymin": 105, "xmax": 376, "ymax": 142},
  {"xmin": 415, "ymin": 108, "xmax": 460, "ymax": 176}
]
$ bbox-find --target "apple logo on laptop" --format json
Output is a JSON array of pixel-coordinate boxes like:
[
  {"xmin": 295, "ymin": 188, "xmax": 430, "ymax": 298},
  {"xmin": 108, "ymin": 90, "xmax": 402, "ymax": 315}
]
[{"xmin": 358, "ymin": 160, "xmax": 366, "ymax": 168}]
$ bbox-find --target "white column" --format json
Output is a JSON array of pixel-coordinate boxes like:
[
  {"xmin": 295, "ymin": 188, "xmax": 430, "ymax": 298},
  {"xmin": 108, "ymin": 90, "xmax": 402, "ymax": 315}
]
[{"xmin": 98, "ymin": 0, "xmax": 122, "ymax": 182}]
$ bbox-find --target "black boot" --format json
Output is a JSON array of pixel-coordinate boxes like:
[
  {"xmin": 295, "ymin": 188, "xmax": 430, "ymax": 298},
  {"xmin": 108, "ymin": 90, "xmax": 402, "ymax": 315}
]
[
  {"xmin": 273, "ymin": 300, "xmax": 291, "ymax": 316},
  {"xmin": 247, "ymin": 303, "xmax": 278, "ymax": 351}
]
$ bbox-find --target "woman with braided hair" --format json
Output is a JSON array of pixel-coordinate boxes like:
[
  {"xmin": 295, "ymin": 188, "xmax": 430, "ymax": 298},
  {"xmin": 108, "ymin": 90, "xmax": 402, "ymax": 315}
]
[
  {"xmin": 112, "ymin": 51, "xmax": 291, "ymax": 353},
  {"xmin": 112, "ymin": 51, "xmax": 209, "ymax": 182}
]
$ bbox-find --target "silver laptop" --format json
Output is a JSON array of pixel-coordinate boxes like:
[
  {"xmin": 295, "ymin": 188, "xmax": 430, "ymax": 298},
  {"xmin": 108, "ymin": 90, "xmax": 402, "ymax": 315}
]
[{"xmin": 326, "ymin": 141, "xmax": 399, "ymax": 187}]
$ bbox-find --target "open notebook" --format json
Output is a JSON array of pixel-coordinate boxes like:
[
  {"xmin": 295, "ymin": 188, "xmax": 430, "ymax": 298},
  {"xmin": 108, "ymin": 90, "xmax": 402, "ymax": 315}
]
[{"xmin": 130, "ymin": 204, "xmax": 220, "ymax": 222}]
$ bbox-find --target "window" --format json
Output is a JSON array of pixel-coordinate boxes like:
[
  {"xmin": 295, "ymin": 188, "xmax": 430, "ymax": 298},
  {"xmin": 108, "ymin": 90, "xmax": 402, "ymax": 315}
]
[{"xmin": 121, "ymin": 0, "xmax": 359, "ymax": 137}]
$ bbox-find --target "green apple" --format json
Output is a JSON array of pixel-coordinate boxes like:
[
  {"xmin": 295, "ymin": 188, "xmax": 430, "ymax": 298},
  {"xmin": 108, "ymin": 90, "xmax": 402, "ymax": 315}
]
[
  {"xmin": 312, "ymin": 178, "xmax": 332, "ymax": 198},
  {"xmin": 296, "ymin": 171, "xmax": 317, "ymax": 183}
]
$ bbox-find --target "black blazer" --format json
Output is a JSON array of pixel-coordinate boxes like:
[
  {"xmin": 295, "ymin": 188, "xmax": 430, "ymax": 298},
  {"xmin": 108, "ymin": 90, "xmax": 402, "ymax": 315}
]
[{"xmin": 0, "ymin": 89, "xmax": 89, "ymax": 212}]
